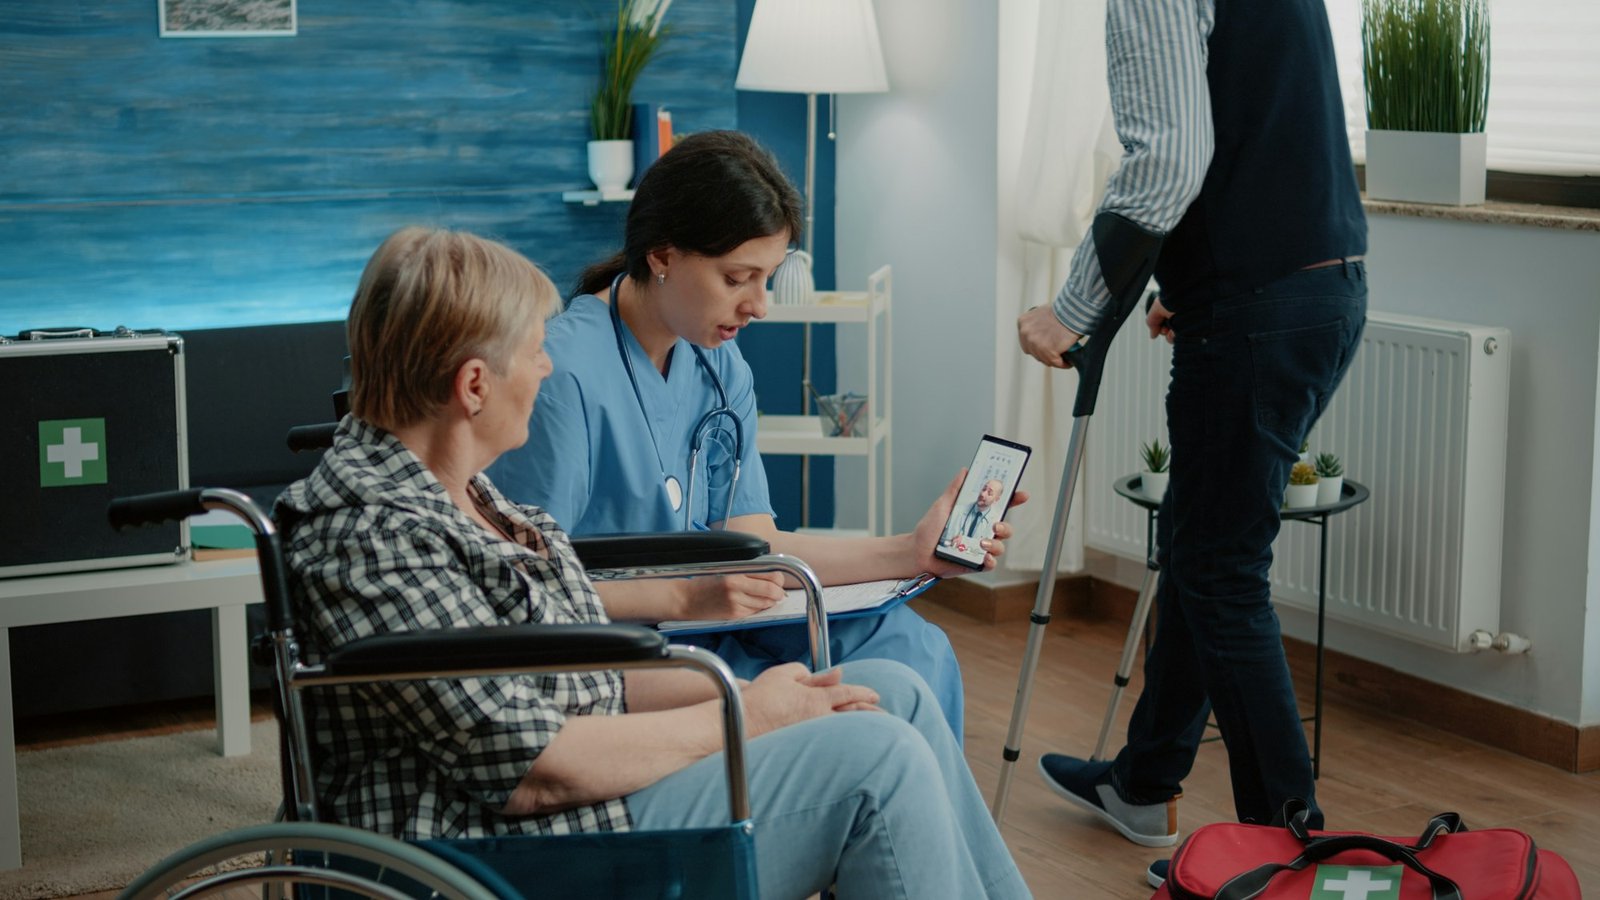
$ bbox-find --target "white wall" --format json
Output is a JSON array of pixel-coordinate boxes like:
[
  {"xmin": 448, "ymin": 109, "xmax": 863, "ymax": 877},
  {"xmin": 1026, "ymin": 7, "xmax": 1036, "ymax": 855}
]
[
  {"xmin": 1271, "ymin": 217, "xmax": 1600, "ymax": 727},
  {"xmin": 833, "ymin": 0, "xmax": 1000, "ymax": 533},
  {"xmin": 1588, "ymin": 357, "xmax": 1600, "ymax": 725}
]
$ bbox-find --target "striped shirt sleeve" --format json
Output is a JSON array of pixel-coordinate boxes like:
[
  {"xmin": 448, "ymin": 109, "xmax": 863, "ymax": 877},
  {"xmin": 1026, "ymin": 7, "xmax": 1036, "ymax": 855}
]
[{"xmin": 1053, "ymin": 0, "xmax": 1217, "ymax": 336}]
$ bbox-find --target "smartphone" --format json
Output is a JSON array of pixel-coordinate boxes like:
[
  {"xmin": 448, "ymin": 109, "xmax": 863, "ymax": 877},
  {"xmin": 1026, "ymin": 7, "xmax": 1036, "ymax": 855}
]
[{"xmin": 933, "ymin": 435, "xmax": 1032, "ymax": 570}]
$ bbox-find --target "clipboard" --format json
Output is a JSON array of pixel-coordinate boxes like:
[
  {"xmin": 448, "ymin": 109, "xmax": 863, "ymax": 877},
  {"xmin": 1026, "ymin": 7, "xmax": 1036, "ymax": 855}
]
[{"xmin": 657, "ymin": 573, "xmax": 940, "ymax": 636}]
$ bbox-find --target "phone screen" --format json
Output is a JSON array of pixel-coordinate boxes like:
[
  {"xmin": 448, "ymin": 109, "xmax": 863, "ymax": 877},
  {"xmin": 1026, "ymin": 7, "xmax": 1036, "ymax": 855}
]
[{"xmin": 934, "ymin": 434, "xmax": 1032, "ymax": 569}]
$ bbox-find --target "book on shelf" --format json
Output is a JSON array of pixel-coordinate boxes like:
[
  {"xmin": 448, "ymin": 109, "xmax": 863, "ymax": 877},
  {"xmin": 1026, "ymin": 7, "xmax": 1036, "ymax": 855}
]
[{"xmin": 630, "ymin": 103, "xmax": 672, "ymax": 188}]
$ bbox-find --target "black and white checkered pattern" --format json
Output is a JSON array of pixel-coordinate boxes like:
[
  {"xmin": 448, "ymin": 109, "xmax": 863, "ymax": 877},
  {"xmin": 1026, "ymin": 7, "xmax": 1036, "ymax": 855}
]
[{"xmin": 274, "ymin": 417, "xmax": 631, "ymax": 839}]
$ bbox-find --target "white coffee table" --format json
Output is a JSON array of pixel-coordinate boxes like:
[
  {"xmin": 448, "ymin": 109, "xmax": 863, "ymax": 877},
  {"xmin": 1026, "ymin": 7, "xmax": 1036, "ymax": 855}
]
[{"xmin": 0, "ymin": 558, "xmax": 260, "ymax": 869}]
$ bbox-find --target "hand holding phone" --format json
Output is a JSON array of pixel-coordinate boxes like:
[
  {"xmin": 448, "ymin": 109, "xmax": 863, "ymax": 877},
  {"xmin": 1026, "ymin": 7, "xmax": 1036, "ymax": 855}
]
[{"xmin": 934, "ymin": 435, "xmax": 1032, "ymax": 570}]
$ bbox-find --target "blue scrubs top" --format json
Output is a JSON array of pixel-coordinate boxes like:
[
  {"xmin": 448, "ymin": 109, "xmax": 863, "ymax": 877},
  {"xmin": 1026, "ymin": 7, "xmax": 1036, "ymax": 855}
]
[
  {"xmin": 488, "ymin": 292, "xmax": 964, "ymax": 740},
  {"xmin": 489, "ymin": 294, "xmax": 773, "ymax": 534}
]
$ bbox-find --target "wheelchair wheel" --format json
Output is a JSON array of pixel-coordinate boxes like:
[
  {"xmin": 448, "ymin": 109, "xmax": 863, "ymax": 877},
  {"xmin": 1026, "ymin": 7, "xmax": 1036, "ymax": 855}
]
[{"xmin": 118, "ymin": 821, "xmax": 506, "ymax": 900}]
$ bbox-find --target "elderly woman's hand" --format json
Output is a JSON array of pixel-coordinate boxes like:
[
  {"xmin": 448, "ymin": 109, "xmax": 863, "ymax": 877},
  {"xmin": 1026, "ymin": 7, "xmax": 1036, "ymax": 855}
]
[{"xmin": 742, "ymin": 664, "xmax": 881, "ymax": 738}]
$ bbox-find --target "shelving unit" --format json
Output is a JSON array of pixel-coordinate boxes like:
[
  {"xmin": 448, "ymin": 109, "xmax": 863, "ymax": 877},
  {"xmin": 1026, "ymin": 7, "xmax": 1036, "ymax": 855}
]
[
  {"xmin": 561, "ymin": 188, "xmax": 635, "ymax": 205},
  {"xmin": 753, "ymin": 266, "xmax": 892, "ymax": 536}
]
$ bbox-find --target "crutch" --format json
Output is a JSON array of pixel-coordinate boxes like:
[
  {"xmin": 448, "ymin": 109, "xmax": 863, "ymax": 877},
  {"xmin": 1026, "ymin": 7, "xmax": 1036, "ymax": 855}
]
[
  {"xmin": 1092, "ymin": 507, "xmax": 1159, "ymax": 760},
  {"xmin": 991, "ymin": 212, "xmax": 1164, "ymax": 824}
]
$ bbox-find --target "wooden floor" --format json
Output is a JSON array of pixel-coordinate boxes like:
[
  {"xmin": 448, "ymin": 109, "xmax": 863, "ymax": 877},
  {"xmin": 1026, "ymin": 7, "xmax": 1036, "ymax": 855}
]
[
  {"xmin": 912, "ymin": 598, "xmax": 1600, "ymax": 897},
  {"xmin": 41, "ymin": 598, "xmax": 1599, "ymax": 899}
]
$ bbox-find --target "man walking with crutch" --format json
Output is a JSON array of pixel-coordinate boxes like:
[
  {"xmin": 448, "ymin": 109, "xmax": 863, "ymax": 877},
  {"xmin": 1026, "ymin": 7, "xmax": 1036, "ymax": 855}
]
[{"xmin": 1010, "ymin": 0, "xmax": 1368, "ymax": 887}]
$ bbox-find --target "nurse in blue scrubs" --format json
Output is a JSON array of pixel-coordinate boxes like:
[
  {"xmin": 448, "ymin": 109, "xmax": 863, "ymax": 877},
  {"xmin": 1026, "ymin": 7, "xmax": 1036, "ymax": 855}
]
[{"xmin": 489, "ymin": 130, "xmax": 1023, "ymax": 741}]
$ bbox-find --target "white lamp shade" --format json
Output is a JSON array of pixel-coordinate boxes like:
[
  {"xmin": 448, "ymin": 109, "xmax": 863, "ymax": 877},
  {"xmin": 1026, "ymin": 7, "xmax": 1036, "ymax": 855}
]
[{"xmin": 735, "ymin": 0, "xmax": 889, "ymax": 94}]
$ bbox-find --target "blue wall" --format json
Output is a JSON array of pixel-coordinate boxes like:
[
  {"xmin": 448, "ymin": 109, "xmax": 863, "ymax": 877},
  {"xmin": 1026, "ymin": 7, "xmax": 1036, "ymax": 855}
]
[
  {"xmin": 732, "ymin": 0, "xmax": 838, "ymax": 527},
  {"xmin": 0, "ymin": 0, "xmax": 737, "ymax": 331},
  {"xmin": 0, "ymin": 0, "xmax": 836, "ymax": 526}
]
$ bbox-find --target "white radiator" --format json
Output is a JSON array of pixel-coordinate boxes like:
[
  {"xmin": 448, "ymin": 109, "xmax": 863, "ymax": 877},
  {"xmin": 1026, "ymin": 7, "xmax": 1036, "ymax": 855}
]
[{"xmin": 1083, "ymin": 310, "xmax": 1511, "ymax": 652}]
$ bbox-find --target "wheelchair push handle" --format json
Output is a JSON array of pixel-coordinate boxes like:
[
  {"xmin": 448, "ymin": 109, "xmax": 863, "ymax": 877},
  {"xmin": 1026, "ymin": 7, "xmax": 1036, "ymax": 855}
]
[
  {"xmin": 107, "ymin": 487, "xmax": 209, "ymax": 530},
  {"xmin": 110, "ymin": 487, "xmax": 295, "ymax": 631},
  {"xmin": 109, "ymin": 486, "xmax": 274, "ymax": 536},
  {"xmin": 287, "ymin": 422, "xmax": 338, "ymax": 453}
]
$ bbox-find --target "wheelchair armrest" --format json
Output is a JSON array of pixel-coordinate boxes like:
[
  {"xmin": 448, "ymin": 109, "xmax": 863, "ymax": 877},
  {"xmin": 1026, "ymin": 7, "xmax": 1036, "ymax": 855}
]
[
  {"xmin": 318, "ymin": 624, "xmax": 668, "ymax": 679},
  {"xmin": 570, "ymin": 531, "xmax": 768, "ymax": 570}
]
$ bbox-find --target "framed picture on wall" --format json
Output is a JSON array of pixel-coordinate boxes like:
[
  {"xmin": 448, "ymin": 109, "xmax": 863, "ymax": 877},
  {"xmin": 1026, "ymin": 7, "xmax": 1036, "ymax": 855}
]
[{"xmin": 159, "ymin": 0, "xmax": 297, "ymax": 38}]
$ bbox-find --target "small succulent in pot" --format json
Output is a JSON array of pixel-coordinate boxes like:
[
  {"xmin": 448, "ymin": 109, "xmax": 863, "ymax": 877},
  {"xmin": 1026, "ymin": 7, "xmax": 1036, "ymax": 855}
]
[
  {"xmin": 1285, "ymin": 461, "xmax": 1320, "ymax": 509},
  {"xmin": 1314, "ymin": 452, "xmax": 1345, "ymax": 506},
  {"xmin": 1140, "ymin": 440, "xmax": 1170, "ymax": 501}
]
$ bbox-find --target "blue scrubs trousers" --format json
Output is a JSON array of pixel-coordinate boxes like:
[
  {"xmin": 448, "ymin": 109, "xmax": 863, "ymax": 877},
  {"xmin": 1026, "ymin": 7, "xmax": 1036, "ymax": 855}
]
[{"xmin": 675, "ymin": 605, "xmax": 965, "ymax": 743}]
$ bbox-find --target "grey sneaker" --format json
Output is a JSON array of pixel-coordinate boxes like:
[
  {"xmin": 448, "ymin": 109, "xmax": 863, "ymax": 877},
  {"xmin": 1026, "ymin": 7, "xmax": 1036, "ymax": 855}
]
[{"xmin": 1037, "ymin": 754, "xmax": 1179, "ymax": 847}]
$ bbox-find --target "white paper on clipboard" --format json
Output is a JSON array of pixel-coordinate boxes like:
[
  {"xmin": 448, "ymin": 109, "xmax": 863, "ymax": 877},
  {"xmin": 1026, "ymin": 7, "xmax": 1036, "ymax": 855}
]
[{"xmin": 657, "ymin": 574, "xmax": 938, "ymax": 634}]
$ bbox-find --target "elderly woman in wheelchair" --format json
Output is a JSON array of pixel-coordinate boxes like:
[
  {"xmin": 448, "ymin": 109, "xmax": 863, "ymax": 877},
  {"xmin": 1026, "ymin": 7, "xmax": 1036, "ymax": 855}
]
[{"xmin": 260, "ymin": 227, "xmax": 1031, "ymax": 899}]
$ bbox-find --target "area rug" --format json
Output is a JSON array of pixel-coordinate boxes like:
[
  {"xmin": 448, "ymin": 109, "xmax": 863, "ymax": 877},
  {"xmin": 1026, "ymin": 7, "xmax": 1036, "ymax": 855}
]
[{"xmin": 0, "ymin": 721, "xmax": 281, "ymax": 900}]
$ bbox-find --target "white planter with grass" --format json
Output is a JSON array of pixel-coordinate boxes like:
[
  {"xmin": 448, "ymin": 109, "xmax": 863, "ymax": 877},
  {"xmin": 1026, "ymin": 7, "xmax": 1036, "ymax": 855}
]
[
  {"xmin": 1141, "ymin": 471, "xmax": 1169, "ymax": 502},
  {"xmin": 587, "ymin": 140, "xmax": 635, "ymax": 193},
  {"xmin": 586, "ymin": 0, "xmax": 667, "ymax": 195},
  {"xmin": 1362, "ymin": 0, "xmax": 1490, "ymax": 206},
  {"xmin": 1285, "ymin": 483, "xmax": 1319, "ymax": 509},
  {"xmin": 1366, "ymin": 130, "xmax": 1486, "ymax": 206}
]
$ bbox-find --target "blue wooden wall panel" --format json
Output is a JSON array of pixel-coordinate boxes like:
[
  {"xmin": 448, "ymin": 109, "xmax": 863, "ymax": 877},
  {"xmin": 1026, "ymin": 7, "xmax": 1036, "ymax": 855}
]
[{"xmin": 0, "ymin": 0, "xmax": 736, "ymax": 331}]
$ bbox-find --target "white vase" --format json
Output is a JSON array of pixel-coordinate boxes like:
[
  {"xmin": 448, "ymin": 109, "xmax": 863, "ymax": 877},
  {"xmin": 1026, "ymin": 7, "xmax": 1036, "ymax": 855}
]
[
  {"xmin": 1365, "ymin": 130, "xmax": 1487, "ymax": 206},
  {"xmin": 1285, "ymin": 483, "xmax": 1319, "ymax": 509},
  {"xmin": 771, "ymin": 250, "xmax": 815, "ymax": 306},
  {"xmin": 587, "ymin": 140, "xmax": 635, "ymax": 193},
  {"xmin": 1316, "ymin": 475, "xmax": 1344, "ymax": 507},
  {"xmin": 1141, "ymin": 471, "xmax": 1168, "ymax": 501}
]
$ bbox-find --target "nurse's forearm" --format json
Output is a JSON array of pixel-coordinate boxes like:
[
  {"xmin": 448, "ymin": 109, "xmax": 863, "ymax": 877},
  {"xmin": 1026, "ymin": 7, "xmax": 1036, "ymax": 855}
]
[
  {"xmin": 765, "ymin": 530, "xmax": 920, "ymax": 586},
  {"xmin": 593, "ymin": 580, "xmax": 689, "ymax": 622}
]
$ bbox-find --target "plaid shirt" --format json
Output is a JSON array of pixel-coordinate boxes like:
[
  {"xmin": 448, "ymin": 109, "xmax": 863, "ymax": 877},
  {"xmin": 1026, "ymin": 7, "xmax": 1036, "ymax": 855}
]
[{"xmin": 274, "ymin": 417, "xmax": 630, "ymax": 839}]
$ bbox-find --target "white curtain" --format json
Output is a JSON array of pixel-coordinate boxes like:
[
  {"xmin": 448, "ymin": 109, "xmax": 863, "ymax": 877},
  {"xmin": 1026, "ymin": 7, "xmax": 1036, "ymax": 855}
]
[{"xmin": 995, "ymin": 0, "xmax": 1120, "ymax": 573}]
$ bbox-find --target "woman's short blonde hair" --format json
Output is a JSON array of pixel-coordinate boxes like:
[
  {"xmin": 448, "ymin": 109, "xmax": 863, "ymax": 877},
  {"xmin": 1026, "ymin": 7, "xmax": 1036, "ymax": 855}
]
[{"xmin": 347, "ymin": 227, "xmax": 559, "ymax": 430}]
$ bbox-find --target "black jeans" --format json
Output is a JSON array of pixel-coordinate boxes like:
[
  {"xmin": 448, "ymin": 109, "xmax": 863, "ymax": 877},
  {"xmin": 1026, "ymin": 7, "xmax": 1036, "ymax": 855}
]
[{"xmin": 1111, "ymin": 261, "xmax": 1367, "ymax": 828}]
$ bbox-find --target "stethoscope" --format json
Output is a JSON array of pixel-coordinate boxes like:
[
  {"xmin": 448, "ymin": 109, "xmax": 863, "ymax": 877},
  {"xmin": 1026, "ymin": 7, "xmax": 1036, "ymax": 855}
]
[{"xmin": 609, "ymin": 274, "xmax": 744, "ymax": 529}]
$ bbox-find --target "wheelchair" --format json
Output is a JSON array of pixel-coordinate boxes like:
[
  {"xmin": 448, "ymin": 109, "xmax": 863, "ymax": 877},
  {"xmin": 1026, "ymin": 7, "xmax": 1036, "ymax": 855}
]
[{"xmin": 109, "ymin": 479, "xmax": 832, "ymax": 900}]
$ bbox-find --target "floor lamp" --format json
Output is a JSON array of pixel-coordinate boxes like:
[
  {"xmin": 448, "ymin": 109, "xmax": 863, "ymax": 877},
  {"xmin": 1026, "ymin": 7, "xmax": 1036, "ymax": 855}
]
[{"xmin": 735, "ymin": 0, "xmax": 889, "ymax": 526}]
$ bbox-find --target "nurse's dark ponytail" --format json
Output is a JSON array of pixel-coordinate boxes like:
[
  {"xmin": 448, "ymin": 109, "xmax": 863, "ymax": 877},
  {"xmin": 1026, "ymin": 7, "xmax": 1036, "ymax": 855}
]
[{"xmin": 574, "ymin": 130, "xmax": 804, "ymax": 298}]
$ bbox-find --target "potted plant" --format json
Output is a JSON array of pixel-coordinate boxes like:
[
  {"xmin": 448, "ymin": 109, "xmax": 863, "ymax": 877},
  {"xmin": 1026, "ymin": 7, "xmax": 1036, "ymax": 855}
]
[
  {"xmin": 1285, "ymin": 461, "xmax": 1320, "ymax": 510},
  {"xmin": 1298, "ymin": 437, "xmax": 1310, "ymax": 464},
  {"xmin": 1362, "ymin": 0, "xmax": 1490, "ymax": 205},
  {"xmin": 1314, "ymin": 452, "xmax": 1345, "ymax": 506},
  {"xmin": 1140, "ymin": 440, "xmax": 1170, "ymax": 501},
  {"xmin": 588, "ymin": 0, "xmax": 671, "ymax": 193}
]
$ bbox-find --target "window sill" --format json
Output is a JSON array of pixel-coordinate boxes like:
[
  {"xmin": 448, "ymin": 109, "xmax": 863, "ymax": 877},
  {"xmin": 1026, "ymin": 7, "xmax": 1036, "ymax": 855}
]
[{"xmin": 1362, "ymin": 195, "xmax": 1600, "ymax": 233}]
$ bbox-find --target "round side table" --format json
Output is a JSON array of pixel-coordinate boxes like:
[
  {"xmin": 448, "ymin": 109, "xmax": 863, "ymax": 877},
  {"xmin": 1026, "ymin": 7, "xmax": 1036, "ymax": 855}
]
[{"xmin": 1105, "ymin": 474, "xmax": 1370, "ymax": 778}]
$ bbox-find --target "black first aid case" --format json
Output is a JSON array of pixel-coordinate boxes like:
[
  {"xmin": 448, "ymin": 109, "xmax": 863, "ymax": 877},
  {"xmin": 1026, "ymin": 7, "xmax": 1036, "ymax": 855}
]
[{"xmin": 0, "ymin": 328, "xmax": 189, "ymax": 578}]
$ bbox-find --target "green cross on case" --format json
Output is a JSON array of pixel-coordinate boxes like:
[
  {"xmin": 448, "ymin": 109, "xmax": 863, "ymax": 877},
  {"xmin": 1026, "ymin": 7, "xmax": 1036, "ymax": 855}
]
[{"xmin": 39, "ymin": 418, "xmax": 108, "ymax": 486}]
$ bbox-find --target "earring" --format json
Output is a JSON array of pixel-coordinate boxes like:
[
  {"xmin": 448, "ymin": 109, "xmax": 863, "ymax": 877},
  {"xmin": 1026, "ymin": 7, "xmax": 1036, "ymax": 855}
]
[{"xmin": 656, "ymin": 272, "xmax": 666, "ymax": 285}]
